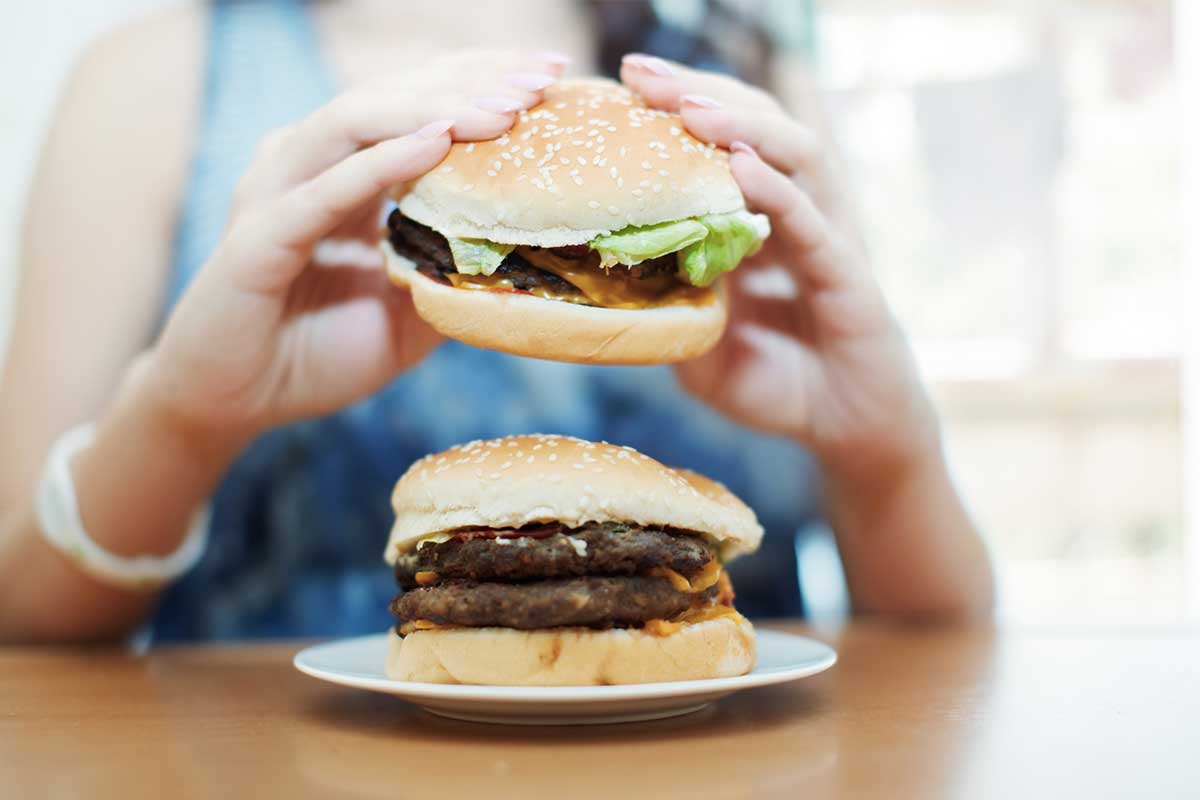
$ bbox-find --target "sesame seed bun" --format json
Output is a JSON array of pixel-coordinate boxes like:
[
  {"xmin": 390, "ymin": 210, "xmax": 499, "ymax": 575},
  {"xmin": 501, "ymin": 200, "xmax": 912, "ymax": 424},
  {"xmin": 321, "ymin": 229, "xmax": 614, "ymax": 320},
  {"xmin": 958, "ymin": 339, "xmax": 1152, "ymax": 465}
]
[
  {"xmin": 385, "ymin": 615, "xmax": 756, "ymax": 685},
  {"xmin": 384, "ymin": 435, "xmax": 764, "ymax": 564},
  {"xmin": 395, "ymin": 78, "xmax": 746, "ymax": 246},
  {"xmin": 383, "ymin": 246, "xmax": 727, "ymax": 364}
]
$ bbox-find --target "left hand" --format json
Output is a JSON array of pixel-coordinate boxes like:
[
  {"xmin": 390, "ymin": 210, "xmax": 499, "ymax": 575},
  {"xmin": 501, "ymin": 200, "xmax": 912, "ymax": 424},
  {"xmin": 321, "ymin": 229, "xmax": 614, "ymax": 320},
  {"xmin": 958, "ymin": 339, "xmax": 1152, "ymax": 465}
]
[{"xmin": 620, "ymin": 55, "xmax": 941, "ymax": 477}]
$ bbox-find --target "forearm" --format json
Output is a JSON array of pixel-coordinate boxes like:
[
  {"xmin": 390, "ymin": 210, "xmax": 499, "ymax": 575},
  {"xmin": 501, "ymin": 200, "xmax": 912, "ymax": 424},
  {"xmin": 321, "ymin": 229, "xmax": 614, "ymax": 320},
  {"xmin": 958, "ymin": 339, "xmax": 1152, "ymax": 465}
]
[
  {"xmin": 821, "ymin": 441, "xmax": 995, "ymax": 621},
  {"xmin": 0, "ymin": 354, "xmax": 247, "ymax": 642}
]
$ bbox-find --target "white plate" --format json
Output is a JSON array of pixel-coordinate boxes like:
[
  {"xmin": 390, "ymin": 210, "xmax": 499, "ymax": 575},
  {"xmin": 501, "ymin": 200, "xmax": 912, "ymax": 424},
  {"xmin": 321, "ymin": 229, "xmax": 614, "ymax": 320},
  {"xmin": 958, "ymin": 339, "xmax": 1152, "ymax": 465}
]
[{"xmin": 294, "ymin": 630, "xmax": 836, "ymax": 725}]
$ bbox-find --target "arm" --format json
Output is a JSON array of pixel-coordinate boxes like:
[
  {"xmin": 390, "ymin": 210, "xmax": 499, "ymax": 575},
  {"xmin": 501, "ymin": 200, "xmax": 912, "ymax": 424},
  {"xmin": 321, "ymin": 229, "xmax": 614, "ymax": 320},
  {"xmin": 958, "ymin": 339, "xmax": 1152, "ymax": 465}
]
[
  {"xmin": 621, "ymin": 55, "xmax": 994, "ymax": 620},
  {"xmin": 0, "ymin": 11, "xmax": 207, "ymax": 639},
  {"xmin": 0, "ymin": 40, "xmax": 569, "ymax": 642}
]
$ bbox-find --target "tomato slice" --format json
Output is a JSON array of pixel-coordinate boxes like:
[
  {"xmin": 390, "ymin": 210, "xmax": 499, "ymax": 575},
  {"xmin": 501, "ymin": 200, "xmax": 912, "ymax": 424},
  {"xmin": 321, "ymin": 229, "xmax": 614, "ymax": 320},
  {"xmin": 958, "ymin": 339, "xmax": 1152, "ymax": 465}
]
[{"xmin": 452, "ymin": 523, "xmax": 560, "ymax": 541}]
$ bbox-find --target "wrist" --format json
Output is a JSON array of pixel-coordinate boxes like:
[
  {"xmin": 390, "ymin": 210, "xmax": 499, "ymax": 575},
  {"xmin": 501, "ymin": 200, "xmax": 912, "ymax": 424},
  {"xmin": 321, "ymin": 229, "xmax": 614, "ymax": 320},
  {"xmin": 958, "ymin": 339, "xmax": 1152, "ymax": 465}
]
[
  {"xmin": 128, "ymin": 349, "xmax": 260, "ymax": 465},
  {"xmin": 65, "ymin": 355, "xmax": 247, "ymax": 560},
  {"xmin": 816, "ymin": 411, "xmax": 945, "ymax": 498}
]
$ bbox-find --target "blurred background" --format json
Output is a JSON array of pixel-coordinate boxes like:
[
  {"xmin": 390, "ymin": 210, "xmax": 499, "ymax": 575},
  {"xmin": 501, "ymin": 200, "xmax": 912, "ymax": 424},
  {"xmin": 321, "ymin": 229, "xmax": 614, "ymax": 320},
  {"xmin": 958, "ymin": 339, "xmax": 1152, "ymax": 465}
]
[{"xmin": 1, "ymin": 0, "xmax": 1190, "ymax": 625}]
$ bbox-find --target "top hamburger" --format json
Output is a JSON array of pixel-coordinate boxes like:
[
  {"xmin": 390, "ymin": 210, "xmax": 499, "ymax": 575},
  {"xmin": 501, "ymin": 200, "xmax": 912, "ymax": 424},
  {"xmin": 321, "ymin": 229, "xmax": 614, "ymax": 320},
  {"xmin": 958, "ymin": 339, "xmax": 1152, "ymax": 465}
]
[{"xmin": 383, "ymin": 79, "xmax": 770, "ymax": 364}]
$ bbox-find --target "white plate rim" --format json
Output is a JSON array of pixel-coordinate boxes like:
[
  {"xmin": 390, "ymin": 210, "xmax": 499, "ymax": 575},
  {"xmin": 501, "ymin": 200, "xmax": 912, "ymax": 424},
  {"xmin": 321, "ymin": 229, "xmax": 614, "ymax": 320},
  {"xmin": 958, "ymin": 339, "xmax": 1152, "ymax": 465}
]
[{"xmin": 293, "ymin": 629, "xmax": 836, "ymax": 703}]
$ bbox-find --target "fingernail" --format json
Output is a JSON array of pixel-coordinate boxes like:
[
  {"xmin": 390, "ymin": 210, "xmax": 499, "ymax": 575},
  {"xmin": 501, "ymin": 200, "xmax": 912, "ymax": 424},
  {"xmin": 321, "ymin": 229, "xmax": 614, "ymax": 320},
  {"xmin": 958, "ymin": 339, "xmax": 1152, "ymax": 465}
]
[
  {"xmin": 730, "ymin": 140, "xmax": 758, "ymax": 157},
  {"xmin": 681, "ymin": 94, "xmax": 722, "ymax": 109},
  {"xmin": 507, "ymin": 72, "xmax": 556, "ymax": 91},
  {"xmin": 534, "ymin": 50, "xmax": 572, "ymax": 66},
  {"xmin": 474, "ymin": 95, "xmax": 524, "ymax": 114},
  {"xmin": 622, "ymin": 53, "xmax": 677, "ymax": 77},
  {"xmin": 415, "ymin": 119, "xmax": 454, "ymax": 139}
]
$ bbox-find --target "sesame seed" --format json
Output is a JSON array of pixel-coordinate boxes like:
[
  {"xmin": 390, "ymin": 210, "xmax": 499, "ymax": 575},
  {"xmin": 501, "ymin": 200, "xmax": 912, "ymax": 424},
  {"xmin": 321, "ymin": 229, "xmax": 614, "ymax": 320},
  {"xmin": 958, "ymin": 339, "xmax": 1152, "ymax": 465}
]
[
  {"xmin": 500, "ymin": 461, "xmax": 512, "ymax": 469},
  {"xmin": 670, "ymin": 126, "xmax": 681, "ymax": 136},
  {"xmin": 572, "ymin": 175, "xmax": 583, "ymax": 186},
  {"xmin": 653, "ymin": 184, "xmax": 663, "ymax": 193},
  {"xmin": 548, "ymin": 453, "xmax": 558, "ymax": 462},
  {"xmin": 577, "ymin": 156, "xmax": 587, "ymax": 166},
  {"xmin": 465, "ymin": 143, "xmax": 475, "ymax": 153},
  {"xmin": 463, "ymin": 183, "xmax": 475, "ymax": 191},
  {"xmin": 587, "ymin": 200, "xmax": 601, "ymax": 209},
  {"xmin": 523, "ymin": 147, "xmax": 535, "ymax": 159},
  {"xmin": 572, "ymin": 464, "xmax": 585, "ymax": 470},
  {"xmin": 641, "ymin": 161, "xmax": 652, "ymax": 170},
  {"xmin": 632, "ymin": 188, "xmax": 644, "ymax": 197},
  {"xmin": 492, "ymin": 161, "xmax": 501, "ymax": 170},
  {"xmin": 440, "ymin": 165, "xmax": 454, "ymax": 173},
  {"xmin": 607, "ymin": 205, "xmax": 620, "ymax": 214},
  {"xmin": 609, "ymin": 167, "xmax": 618, "ymax": 179},
  {"xmin": 486, "ymin": 170, "xmax": 497, "ymax": 177}
]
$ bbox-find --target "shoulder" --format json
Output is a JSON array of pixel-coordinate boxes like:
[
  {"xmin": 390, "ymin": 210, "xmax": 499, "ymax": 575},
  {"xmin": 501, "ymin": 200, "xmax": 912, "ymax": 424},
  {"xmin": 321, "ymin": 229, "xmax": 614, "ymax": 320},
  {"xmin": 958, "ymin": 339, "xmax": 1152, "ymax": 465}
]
[
  {"xmin": 71, "ymin": 2, "xmax": 204, "ymax": 99},
  {"xmin": 51, "ymin": 3, "xmax": 205, "ymax": 209}
]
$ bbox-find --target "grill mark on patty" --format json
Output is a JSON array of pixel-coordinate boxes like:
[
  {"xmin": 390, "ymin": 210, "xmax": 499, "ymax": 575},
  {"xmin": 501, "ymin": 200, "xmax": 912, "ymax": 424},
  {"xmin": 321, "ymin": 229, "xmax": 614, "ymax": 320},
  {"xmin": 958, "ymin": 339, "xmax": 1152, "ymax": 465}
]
[
  {"xmin": 394, "ymin": 523, "xmax": 715, "ymax": 589},
  {"xmin": 391, "ymin": 576, "xmax": 717, "ymax": 630}
]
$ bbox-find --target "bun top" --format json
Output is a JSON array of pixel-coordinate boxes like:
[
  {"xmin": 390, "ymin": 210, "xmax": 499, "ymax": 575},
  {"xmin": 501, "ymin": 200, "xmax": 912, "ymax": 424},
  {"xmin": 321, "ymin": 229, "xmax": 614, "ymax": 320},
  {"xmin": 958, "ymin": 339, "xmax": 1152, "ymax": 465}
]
[
  {"xmin": 396, "ymin": 79, "xmax": 746, "ymax": 247},
  {"xmin": 385, "ymin": 435, "xmax": 763, "ymax": 563}
]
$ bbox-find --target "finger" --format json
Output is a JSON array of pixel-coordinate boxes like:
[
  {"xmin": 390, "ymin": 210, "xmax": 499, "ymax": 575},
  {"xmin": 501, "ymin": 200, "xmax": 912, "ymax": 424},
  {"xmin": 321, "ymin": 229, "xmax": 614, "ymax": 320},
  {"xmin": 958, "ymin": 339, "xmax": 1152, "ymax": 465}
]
[
  {"xmin": 231, "ymin": 122, "xmax": 453, "ymax": 293},
  {"xmin": 250, "ymin": 60, "xmax": 565, "ymax": 197},
  {"xmin": 275, "ymin": 81, "xmax": 545, "ymax": 181},
  {"xmin": 619, "ymin": 54, "xmax": 779, "ymax": 112},
  {"xmin": 730, "ymin": 144, "xmax": 859, "ymax": 291},
  {"xmin": 676, "ymin": 97, "xmax": 819, "ymax": 177}
]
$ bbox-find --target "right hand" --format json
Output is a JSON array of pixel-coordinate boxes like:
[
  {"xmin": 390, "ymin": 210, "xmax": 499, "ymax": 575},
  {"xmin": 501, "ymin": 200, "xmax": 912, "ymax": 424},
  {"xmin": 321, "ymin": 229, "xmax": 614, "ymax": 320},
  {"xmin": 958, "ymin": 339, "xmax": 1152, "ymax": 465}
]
[{"xmin": 142, "ymin": 50, "xmax": 568, "ymax": 443}]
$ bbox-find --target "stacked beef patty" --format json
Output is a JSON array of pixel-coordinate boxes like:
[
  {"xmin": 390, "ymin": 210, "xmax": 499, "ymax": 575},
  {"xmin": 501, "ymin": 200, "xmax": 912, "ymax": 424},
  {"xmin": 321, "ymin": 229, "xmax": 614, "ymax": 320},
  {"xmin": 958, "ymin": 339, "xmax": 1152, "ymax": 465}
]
[{"xmin": 391, "ymin": 522, "xmax": 717, "ymax": 631}]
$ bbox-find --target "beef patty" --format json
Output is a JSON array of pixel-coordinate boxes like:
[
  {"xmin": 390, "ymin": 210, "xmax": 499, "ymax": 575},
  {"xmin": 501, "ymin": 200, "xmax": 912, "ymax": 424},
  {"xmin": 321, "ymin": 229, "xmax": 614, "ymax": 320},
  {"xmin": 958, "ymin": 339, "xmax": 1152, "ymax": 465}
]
[
  {"xmin": 392, "ymin": 576, "xmax": 715, "ymax": 630},
  {"xmin": 394, "ymin": 523, "xmax": 715, "ymax": 589},
  {"xmin": 386, "ymin": 211, "xmax": 679, "ymax": 297}
]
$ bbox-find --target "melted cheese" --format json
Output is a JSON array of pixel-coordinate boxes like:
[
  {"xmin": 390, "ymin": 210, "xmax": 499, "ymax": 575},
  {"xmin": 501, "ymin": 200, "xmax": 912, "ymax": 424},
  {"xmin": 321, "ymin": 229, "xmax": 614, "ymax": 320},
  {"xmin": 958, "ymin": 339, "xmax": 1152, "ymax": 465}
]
[
  {"xmin": 444, "ymin": 248, "xmax": 716, "ymax": 310},
  {"xmin": 650, "ymin": 561, "xmax": 723, "ymax": 593},
  {"xmin": 643, "ymin": 604, "xmax": 745, "ymax": 637},
  {"xmin": 398, "ymin": 619, "xmax": 453, "ymax": 635},
  {"xmin": 688, "ymin": 559, "xmax": 723, "ymax": 592}
]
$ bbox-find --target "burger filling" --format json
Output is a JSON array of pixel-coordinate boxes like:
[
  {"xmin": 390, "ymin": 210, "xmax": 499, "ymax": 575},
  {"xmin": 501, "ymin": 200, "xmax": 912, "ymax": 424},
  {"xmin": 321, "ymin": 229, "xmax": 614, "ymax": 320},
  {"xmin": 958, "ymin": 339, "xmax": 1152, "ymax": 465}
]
[
  {"xmin": 385, "ymin": 209, "xmax": 768, "ymax": 310},
  {"xmin": 390, "ymin": 522, "xmax": 737, "ymax": 635}
]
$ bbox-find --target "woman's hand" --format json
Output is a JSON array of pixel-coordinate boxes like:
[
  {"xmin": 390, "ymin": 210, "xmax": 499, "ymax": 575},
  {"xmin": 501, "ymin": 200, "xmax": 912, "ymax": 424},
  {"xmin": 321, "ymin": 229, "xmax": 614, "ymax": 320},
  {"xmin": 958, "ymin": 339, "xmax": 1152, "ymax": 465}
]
[
  {"xmin": 620, "ymin": 55, "xmax": 938, "ymax": 479},
  {"xmin": 147, "ymin": 50, "xmax": 569, "ymax": 444},
  {"xmin": 621, "ymin": 56, "xmax": 994, "ymax": 619}
]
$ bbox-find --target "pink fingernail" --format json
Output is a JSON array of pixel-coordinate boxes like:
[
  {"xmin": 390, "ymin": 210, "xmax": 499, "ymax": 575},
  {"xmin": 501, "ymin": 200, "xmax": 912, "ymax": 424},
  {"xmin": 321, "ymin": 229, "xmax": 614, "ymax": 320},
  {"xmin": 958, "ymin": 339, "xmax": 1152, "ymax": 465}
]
[
  {"xmin": 534, "ymin": 50, "xmax": 572, "ymax": 66},
  {"xmin": 474, "ymin": 95, "xmax": 524, "ymax": 114},
  {"xmin": 681, "ymin": 94, "xmax": 722, "ymax": 109},
  {"xmin": 622, "ymin": 53, "xmax": 677, "ymax": 77},
  {"xmin": 415, "ymin": 119, "xmax": 454, "ymax": 139},
  {"xmin": 507, "ymin": 72, "xmax": 556, "ymax": 91},
  {"xmin": 730, "ymin": 140, "xmax": 758, "ymax": 157}
]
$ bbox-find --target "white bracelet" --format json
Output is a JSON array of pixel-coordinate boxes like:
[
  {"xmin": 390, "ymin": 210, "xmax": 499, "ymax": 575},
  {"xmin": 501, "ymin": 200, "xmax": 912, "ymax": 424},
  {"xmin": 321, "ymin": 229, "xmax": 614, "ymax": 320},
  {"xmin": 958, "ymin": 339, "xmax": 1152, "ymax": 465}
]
[{"xmin": 34, "ymin": 423, "xmax": 210, "ymax": 591}]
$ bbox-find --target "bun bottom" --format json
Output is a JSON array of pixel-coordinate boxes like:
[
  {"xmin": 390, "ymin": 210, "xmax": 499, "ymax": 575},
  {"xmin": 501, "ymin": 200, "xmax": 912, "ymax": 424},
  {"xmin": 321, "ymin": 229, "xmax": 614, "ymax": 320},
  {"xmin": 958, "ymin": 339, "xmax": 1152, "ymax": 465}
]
[
  {"xmin": 385, "ymin": 617, "xmax": 756, "ymax": 686},
  {"xmin": 384, "ymin": 244, "xmax": 727, "ymax": 365}
]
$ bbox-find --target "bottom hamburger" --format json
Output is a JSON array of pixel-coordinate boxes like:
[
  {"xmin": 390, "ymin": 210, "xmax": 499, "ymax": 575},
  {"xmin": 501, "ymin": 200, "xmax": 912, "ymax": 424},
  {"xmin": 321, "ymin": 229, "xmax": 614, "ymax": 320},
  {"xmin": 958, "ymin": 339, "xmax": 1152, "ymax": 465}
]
[{"xmin": 384, "ymin": 435, "xmax": 763, "ymax": 685}]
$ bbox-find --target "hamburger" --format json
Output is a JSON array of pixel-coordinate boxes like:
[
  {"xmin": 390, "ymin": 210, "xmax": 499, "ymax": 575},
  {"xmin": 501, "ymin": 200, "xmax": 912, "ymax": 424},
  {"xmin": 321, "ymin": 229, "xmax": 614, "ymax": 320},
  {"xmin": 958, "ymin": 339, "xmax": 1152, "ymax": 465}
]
[
  {"xmin": 385, "ymin": 435, "xmax": 763, "ymax": 685},
  {"xmin": 383, "ymin": 79, "xmax": 770, "ymax": 364}
]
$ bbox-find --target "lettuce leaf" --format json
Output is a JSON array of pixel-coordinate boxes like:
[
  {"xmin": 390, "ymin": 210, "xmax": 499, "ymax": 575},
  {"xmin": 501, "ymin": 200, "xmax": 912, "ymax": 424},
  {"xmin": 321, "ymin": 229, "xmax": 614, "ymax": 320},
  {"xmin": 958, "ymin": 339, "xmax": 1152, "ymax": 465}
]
[
  {"xmin": 590, "ymin": 219, "xmax": 709, "ymax": 269},
  {"xmin": 446, "ymin": 237, "xmax": 515, "ymax": 276},
  {"xmin": 677, "ymin": 212, "xmax": 767, "ymax": 287},
  {"xmin": 588, "ymin": 211, "xmax": 769, "ymax": 286}
]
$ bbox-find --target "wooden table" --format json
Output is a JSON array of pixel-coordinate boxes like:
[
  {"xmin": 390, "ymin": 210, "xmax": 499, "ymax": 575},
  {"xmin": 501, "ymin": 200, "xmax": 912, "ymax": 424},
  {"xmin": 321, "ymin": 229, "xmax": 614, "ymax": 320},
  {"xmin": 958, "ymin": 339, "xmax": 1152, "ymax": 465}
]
[{"xmin": 2, "ymin": 623, "xmax": 1197, "ymax": 799}]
